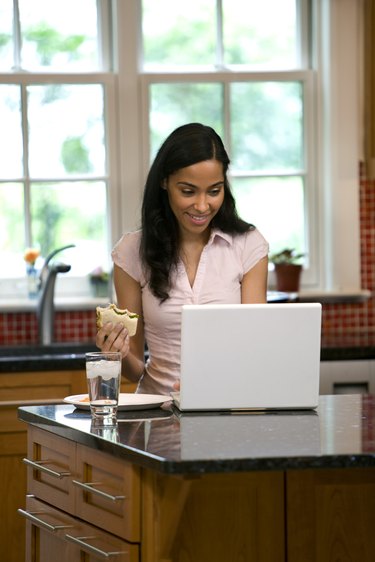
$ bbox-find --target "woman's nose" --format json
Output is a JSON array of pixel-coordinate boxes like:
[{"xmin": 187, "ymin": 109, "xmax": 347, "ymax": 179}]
[{"xmin": 193, "ymin": 194, "xmax": 209, "ymax": 212}]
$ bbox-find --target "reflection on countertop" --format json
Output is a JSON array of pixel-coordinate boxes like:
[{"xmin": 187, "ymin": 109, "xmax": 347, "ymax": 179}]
[{"xmin": 18, "ymin": 394, "xmax": 375, "ymax": 474}]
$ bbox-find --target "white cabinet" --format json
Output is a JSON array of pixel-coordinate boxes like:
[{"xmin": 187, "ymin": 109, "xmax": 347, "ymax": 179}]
[{"xmin": 320, "ymin": 360, "xmax": 375, "ymax": 394}]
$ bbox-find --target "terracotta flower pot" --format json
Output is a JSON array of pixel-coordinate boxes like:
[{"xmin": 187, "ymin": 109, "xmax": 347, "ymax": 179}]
[{"xmin": 274, "ymin": 263, "xmax": 302, "ymax": 292}]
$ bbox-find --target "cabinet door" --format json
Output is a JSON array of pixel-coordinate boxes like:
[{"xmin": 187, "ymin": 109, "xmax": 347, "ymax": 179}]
[
  {"xmin": 0, "ymin": 404, "xmax": 27, "ymax": 562},
  {"xmin": 0, "ymin": 370, "xmax": 87, "ymax": 401},
  {"xmin": 142, "ymin": 469, "xmax": 285, "ymax": 562},
  {"xmin": 21, "ymin": 496, "xmax": 138, "ymax": 562},
  {"xmin": 26, "ymin": 426, "xmax": 77, "ymax": 514},
  {"xmin": 74, "ymin": 444, "xmax": 141, "ymax": 542},
  {"xmin": 287, "ymin": 468, "xmax": 375, "ymax": 562},
  {"xmin": 1, "ymin": 369, "xmax": 86, "ymax": 562}
]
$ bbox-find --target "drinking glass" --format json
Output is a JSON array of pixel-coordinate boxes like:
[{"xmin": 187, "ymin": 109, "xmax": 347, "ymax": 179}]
[{"xmin": 85, "ymin": 351, "xmax": 121, "ymax": 422}]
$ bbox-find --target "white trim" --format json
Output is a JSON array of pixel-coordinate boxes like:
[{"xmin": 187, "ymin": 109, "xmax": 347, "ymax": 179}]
[
  {"xmin": 112, "ymin": 0, "xmax": 143, "ymax": 238},
  {"xmin": 315, "ymin": 0, "xmax": 362, "ymax": 291}
]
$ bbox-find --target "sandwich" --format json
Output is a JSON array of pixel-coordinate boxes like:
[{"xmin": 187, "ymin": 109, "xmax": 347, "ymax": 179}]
[{"xmin": 96, "ymin": 304, "xmax": 139, "ymax": 337}]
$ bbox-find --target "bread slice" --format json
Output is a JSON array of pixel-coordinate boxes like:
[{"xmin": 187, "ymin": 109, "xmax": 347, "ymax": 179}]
[{"xmin": 96, "ymin": 304, "xmax": 139, "ymax": 337}]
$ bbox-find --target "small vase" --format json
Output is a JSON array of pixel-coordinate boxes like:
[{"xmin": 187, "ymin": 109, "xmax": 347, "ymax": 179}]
[
  {"xmin": 26, "ymin": 265, "xmax": 39, "ymax": 299},
  {"xmin": 274, "ymin": 263, "xmax": 302, "ymax": 292}
]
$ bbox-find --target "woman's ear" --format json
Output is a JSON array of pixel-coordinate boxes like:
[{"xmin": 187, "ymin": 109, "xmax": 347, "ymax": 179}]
[{"xmin": 161, "ymin": 179, "xmax": 167, "ymax": 190}]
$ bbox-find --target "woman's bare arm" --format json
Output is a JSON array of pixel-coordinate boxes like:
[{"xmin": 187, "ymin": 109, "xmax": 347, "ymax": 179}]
[
  {"xmin": 241, "ymin": 256, "xmax": 268, "ymax": 303},
  {"xmin": 95, "ymin": 264, "xmax": 145, "ymax": 382}
]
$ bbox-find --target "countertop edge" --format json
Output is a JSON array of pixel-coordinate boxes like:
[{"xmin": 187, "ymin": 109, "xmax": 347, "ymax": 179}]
[{"xmin": 18, "ymin": 405, "xmax": 375, "ymax": 475}]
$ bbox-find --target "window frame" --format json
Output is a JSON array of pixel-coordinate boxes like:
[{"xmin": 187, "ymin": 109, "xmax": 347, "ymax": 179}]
[
  {"xmin": 129, "ymin": 0, "xmax": 361, "ymax": 294},
  {"xmin": 0, "ymin": 0, "xmax": 364, "ymax": 300}
]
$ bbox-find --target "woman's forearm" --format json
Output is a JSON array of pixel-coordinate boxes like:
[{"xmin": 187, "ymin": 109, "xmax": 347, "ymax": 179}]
[{"xmin": 121, "ymin": 350, "xmax": 145, "ymax": 383}]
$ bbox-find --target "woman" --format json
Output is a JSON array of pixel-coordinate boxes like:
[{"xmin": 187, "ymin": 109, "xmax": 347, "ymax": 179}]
[{"xmin": 96, "ymin": 123, "xmax": 269, "ymax": 395}]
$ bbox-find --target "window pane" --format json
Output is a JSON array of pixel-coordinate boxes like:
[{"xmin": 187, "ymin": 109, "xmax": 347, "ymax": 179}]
[
  {"xmin": 142, "ymin": 0, "xmax": 216, "ymax": 68},
  {"xmin": 0, "ymin": 0, "xmax": 13, "ymax": 70},
  {"xmin": 28, "ymin": 84, "xmax": 106, "ymax": 178},
  {"xmin": 0, "ymin": 85, "xmax": 23, "ymax": 178},
  {"xmin": 30, "ymin": 181, "xmax": 108, "ymax": 274},
  {"xmin": 0, "ymin": 183, "xmax": 25, "ymax": 275},
  {"xmin": 232, "ymin": 176, "xmax": 305, "ymax": 256},
  {"xmin": 230, "ymin": 82, "xmax": 303, "ymax": 172},
  {"xmin": 223, "ymin": 0, "xmax": 297, "ymax": 68},
  {"xmin": 19, "ymin": 0, "xmax": 99, "ymax": 70},
  {"xmin": 149, "ymin": 83, "xmax": 223, "ymax": 159}
]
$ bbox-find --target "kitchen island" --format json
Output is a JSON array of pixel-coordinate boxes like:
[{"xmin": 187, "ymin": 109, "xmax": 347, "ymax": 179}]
[{"xmin": 18, "ymin": 394, "xmax": 375, "ymax": 562}]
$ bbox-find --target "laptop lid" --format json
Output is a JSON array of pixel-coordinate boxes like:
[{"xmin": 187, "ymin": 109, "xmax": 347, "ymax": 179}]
[{"xmin": 176, "ymin": 303, "xmax": 322, "ymax": 411}]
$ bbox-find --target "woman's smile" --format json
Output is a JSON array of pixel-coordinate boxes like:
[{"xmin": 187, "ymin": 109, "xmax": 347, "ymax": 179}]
[{"xmin": 186, "ymin": 211, "xmax": 211, "ymax": 225}]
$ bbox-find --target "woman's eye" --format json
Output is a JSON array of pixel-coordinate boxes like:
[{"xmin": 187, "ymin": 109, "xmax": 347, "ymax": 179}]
[
  {"xmin": 181, "ymin": 189, "xmax": 194, "ymax": 196},
  {"xmin": 209, "ymin": 188, "xmax": 222, "ymax": 196}
]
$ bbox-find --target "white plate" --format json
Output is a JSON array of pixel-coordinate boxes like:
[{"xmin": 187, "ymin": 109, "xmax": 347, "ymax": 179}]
[{"xmin": 63, "ymin": 393, "xmax": 171, "ymax": 411}]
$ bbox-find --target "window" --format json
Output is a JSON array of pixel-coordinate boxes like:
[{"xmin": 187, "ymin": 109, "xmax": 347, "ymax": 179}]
[
  {"xmin": 0, "ymin": 0, "xmax": 362, "ymax": 298},
  {"xmin": 140, "ymin": 0, "xmax": 316, "ymax": 283},
  {"xmin": 0, "ymin": 0, "xmax": 115, "ymax": 295},
  {"xmin": 138, "ymin": 0, "xmax": 362, "ymax": 292}
]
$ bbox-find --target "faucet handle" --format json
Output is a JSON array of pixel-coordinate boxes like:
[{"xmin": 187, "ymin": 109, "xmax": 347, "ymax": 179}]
[{"xmin": 51, "ymin": 263, "xmax": 71, "ymax": 274}]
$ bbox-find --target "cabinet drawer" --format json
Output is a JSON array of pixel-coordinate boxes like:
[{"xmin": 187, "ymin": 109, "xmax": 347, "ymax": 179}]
[
  {"xmin": 26, "ymin": 426, "xmax": 77, "ymax": 515},
  {"xmin": 74, "ymin": 444, "xmax": 141, "ymax": 542},
  {"xmin": 25, "ymin": 426, "xmax": 141, "ymax": 542},
  {"xmin": 20, "ymin": 495, "xmax": 139, "ymax": 562}
]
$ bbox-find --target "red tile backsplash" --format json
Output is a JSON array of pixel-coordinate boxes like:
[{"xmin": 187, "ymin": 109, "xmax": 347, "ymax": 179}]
[
  {"xmin": 0, "ymin": 163, "xmax": 374, "ymax": 348},
  {"xmin": 0, "ymin": 310, "xmax": 97, "ymax": 346}
]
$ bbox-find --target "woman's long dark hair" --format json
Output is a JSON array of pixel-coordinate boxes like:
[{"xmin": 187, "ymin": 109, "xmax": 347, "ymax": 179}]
[{"xmin": 140, "ymin": 123, "xmax": 254, "ymax": 301}]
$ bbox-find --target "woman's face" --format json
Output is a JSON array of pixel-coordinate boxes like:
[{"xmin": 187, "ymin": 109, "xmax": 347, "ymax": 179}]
[{"xmin": 164, "ymin": 159, "xmax": 225, "ymax": 239}]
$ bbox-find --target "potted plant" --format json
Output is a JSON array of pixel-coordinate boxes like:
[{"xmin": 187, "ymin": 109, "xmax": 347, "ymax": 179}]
[{"xmin": 269, "ymin": 248, "xmax": 305, "ymax": 292}]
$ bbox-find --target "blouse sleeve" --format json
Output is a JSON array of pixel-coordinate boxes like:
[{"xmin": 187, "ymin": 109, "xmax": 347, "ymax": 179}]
[
  {"xmin": 111, "ymin": 231, "xmax": 142, "ymax": 282},
  {"xmin": 242, "ymin": 228, "xmax": 269, "ymax": 273}
]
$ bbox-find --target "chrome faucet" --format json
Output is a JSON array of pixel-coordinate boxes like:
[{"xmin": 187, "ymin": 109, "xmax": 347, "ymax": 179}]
[{"xmin": 36, "ymin": 244, "xmax": 75, "ymax": 345}]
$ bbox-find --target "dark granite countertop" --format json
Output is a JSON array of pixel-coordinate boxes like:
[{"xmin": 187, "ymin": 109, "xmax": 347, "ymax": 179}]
[
  {"xmin": 320, "ymin": 347, "xmax": 375, "ymax": 361},
  {"xmin": 18, "ymin": 394, "xmax": 375, "ymax": 475},
  {"xmin": 0, "ymin": 342, "xmax": 97, "ymax": 372},
  {"xmin": 1, "ymin": 341, "xmax": 374, "ymax": 373}
]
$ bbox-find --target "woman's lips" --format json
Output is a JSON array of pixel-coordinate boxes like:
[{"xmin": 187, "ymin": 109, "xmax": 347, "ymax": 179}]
[{"xmin": 186, "ymin": 213, "xmax": 211, "ymax": 225}]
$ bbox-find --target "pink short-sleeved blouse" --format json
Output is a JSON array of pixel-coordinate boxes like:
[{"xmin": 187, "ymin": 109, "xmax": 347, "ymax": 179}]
[{"xmin": 112, "ymin": 228, "xmax": 269, "ymax": 395}]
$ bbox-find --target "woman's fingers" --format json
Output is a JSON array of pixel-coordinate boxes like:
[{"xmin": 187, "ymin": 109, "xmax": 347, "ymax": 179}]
[{"xmin": 95, "ymin": 322, "xmax": 130, "ymax": 357}]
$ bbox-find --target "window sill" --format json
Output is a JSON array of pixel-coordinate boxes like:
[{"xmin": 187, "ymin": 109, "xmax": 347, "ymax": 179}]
[
  {"xmin": 297, "ymin": 289, "xmax": 372, "ymax": 304},
  {"xmin": 0, "ymin": 290, "xmax": 371, "ymax": 314}
]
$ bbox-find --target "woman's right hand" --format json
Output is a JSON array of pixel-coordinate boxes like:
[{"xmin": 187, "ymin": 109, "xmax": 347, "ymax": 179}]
[{"xmin": 95, "ymin": 322, "xmax": 130, "ymax": 359}]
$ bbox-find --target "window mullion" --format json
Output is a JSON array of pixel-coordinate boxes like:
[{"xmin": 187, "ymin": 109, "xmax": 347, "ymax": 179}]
[
  {"xmin": 20, "ymin": 83, "xmax": 32, "ymax": 246},
  {"xmin": 296, "ymin": 0, "xmax": 310, "ymax": 68},
  {"xmin": 12, "ymin": 0, "xmax": 22, "ymax": 71},
  {"xmin": 223, "ymin": 80, "xmax": 231, "ymax": 155},
  {"xmin": 97, "ymin": 0, "xmax": 112, "ymax": 71},
  {"xmin": 215, "ymin": 0, "xmax": 224, "ymax": 69}
]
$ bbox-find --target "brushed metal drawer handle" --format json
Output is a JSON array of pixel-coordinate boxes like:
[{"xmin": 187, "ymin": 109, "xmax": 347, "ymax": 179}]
[
  {"xmin": 65, "ymin": 534, "xmax": 126, "ymax": 558},
  {"xmin": 17, "ymin": 509, "xmax": 74, "ymax": 532},
  {"xmin": 23, "ymin": 458, "xmax": 71, "ymax": 478},
  {"xmin": 72, "ymin": 480, "xmax": 126, "ymax": 502}
]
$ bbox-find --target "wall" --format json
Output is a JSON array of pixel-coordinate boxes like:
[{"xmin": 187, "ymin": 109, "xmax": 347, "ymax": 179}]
[
  {"xmin": 0, "ymin": 165, "xmax": 374, "ymax": 348},
  {"xmin": 321, "ymin": 165, "xmax": 374, "ymax": 348}
]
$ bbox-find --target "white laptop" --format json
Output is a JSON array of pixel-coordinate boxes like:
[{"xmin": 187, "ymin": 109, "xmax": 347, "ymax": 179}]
[{"xmin": 172, "ymin": 303, "xmax": 322, "ymax": 411}]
